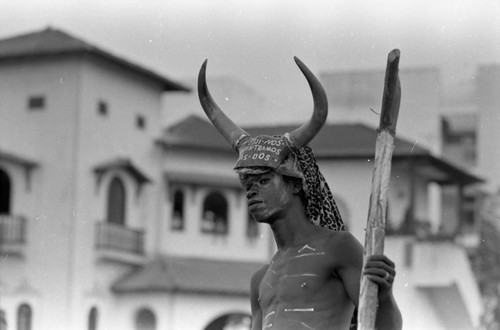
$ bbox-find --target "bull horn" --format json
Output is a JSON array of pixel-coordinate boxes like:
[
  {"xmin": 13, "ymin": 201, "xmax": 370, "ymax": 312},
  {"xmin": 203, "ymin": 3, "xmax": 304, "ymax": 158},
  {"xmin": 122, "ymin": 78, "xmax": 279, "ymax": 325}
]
[
  {"xmin": 198, "ymin": 59, "xmax": 250, "ymax": 150},
  {"xmin": 287, "ymin": 56, "xmax": 328, "ymax": 147}
]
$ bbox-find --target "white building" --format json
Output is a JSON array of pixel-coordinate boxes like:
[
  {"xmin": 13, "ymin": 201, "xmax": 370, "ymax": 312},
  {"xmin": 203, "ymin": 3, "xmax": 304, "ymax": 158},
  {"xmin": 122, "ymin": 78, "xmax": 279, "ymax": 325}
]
[{"xmin": 0, "ymin": 27, "xmax": 488, "ymax": 330}]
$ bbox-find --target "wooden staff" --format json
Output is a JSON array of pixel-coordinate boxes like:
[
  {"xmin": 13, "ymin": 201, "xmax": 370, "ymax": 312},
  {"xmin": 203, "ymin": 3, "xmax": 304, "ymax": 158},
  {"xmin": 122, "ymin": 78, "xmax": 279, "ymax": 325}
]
[{"xmin": 358, "ymin": 49, "xmax": 401, "ymax": 330}]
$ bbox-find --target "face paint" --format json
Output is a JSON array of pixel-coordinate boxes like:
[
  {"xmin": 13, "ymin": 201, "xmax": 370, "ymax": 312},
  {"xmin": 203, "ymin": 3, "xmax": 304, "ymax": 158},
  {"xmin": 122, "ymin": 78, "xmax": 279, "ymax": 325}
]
[
  {"xmin": 242, "ymin": 172, "xmax": 294, "ymax": 223},
  {"xmin": 298, "ymin": 244, "xmax": 316, "ymax": 253},
  {"xmin": 290, "ymin": 252, "xmax": 326, "ymax": 260},
  {"xmin": 283, "ymin": 274, "xmax": 320, "ymax": 278},
  {"xmin": 284, "ymin": 308, "xmax": 315, "ymax": 312}
]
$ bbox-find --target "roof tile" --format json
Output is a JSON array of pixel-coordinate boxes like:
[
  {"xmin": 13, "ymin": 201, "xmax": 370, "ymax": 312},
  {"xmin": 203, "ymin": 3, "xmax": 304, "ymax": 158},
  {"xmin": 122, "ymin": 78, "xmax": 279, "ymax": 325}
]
[
  {"xmin": 0, "ymin": 27, "xmax": 189, "ymax": 92},
  {"xmin": 112, "ymin": 256, "xmax": 263, "ymax": 296}
]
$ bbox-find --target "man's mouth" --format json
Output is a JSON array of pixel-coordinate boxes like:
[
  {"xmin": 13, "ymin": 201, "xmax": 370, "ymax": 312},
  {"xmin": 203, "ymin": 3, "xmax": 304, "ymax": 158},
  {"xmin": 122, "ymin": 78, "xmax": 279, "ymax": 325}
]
[{"xmin": 248, "ymin": 200, "xmax": 262, "ymax": 208}]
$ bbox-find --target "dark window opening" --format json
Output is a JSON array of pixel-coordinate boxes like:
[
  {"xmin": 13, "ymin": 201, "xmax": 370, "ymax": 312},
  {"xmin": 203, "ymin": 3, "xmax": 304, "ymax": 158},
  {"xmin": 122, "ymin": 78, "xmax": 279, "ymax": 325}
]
[
  {"xmin": 136, "ymin": 115, "xmax": 146, "ymax": 130},
  {"xmin": 98, "ymin": 101, "xmax": 108, "ymax": 116},
  {"xmin": 204, "ymin": 313, "xmax": 251, "ymax": 330},
  {"xmin": 172, "ymin": 190, "xmax": 184, "ymax": 231},
  {"xmin": 17, "ymin": 303, "xmax": 32, "ymax": 330},
  {"xmin": 0, "ymin": 169, "xmax": 11, "ymax": 214},
  {"xmin": 462, "ymin": 196, "xmax": 476, "ymax": 229},
  {"xmin": 441, "ymin": 116, "xmax": 477, "ymax": 166},
  {"xmin": 0, "ymin": 309, "xmax": 6, "ymax": 330},
  {"xmin": 28, "ymin": 96, "xmax": 45, "ymax": 110},
  {"xmin": 201, "ymin": 192, "xmax": 228, "ymax": 235},
  {"xmin": 88, "ymin": 307, "xmax": 98, "ymax": 330},
  {"xmin": 107, "ymin": 177, "xmax": 126, "ymax": 226},
  {"xmin": 135, "ymin": 308, "xmax": 156, "ymax": 330}
]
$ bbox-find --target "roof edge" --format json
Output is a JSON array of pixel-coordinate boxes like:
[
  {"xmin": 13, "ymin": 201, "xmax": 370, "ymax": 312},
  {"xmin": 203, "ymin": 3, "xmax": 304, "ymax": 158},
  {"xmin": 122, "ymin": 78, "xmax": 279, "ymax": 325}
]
[{"xmin": 0, "ymin": 27, "xmax": 190, "ymax": 92}]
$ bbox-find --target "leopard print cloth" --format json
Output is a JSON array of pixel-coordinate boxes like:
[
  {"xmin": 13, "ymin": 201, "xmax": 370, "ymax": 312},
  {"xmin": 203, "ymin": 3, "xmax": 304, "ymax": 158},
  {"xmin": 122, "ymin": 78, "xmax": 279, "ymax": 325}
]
[
  {"xmin": 291, "ymin": 145, "xmax": 346, "ymax": 232},
  {"xmin": 292, "ymin": 145, "xmax": 357, "ymax": 328}
]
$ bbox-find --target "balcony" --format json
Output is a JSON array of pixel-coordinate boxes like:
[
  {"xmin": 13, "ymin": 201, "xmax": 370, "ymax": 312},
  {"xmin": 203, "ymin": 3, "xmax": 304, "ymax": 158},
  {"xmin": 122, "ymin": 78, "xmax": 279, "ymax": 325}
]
[
  {"xmin": 386, "ymin": 235, "xmax": 483, "ymax": 328},
  {"xmin": 0, "ymin": 214, "xmax": 26, "ymax": 257},
  {"xmin": 95, "ymin": 222, "xmax": 145, "ymax": 265}
]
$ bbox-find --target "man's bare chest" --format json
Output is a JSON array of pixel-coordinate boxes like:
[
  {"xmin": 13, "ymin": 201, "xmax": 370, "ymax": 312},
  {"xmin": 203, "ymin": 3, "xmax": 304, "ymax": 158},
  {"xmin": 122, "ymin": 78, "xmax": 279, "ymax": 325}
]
[{"xmin": 259, "ymin": 243, "xmax": 335, "ymax": 303}]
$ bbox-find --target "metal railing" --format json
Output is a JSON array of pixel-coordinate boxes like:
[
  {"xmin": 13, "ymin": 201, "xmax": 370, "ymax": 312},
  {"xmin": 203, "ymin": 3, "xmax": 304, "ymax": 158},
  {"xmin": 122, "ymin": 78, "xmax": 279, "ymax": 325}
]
[
  {"xmin": 0, "ymin": 214, "xmax": 26, "ymax": 245},
  {"xmin": 95, "ymin": 222, "xmax": 144, "ymax": 254}
]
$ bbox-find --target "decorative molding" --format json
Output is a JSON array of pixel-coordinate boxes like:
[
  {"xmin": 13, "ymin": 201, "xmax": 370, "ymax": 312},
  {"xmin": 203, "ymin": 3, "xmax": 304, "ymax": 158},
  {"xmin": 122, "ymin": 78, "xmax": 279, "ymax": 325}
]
[
  {"xmin": 0, "ymin": 150, "xmax": 39, "ymax": 192},
  {"xmin": 93, "ymin": 158, "xmax": 152, "ymax": 197}
]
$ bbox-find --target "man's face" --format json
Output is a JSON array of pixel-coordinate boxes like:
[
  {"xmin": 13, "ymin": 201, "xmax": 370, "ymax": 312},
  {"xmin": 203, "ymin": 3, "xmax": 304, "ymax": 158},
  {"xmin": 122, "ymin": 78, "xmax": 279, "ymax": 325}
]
[{"xmin": 240, "ymin": 171, "xmax": 295, "ymax": 223}]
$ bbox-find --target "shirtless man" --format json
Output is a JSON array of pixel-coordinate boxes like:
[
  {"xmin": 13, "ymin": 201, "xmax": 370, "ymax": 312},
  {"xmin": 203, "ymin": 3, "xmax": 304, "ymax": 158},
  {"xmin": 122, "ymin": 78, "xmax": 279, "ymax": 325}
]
[
  {"xmin": 198, "ymin": 57, "xmax": 402, "ymax": 330},
  {"xmin": 242, "ymin": 170, "xmax": 401, "ymax": 330}
]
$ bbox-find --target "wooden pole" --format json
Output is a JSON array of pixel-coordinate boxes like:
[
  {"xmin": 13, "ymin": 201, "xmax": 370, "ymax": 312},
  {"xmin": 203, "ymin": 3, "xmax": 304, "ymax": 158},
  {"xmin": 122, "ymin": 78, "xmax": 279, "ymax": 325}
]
[{"xmin": 358, "ymin": 49, "xmax": 401, "ymax": 330}]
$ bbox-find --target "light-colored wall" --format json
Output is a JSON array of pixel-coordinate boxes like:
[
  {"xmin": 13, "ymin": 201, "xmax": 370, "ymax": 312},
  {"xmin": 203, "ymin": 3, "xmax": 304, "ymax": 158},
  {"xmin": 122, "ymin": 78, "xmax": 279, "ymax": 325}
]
[
  {"xmin": 162, "ymin": 184, "xmax": 271, "ymax": 261},
  {"xmin": 162, "ymin": 148, "xmax": 273, "ymax": 262},
  {"xmin": 321, "ymin": 67, "xmax": 443, "ymax": 153},
  {"xmin": 319, "ymin": 159, "xmax": 373, "ymax": 240},
  {"xmin": 0, "ymin": 54, "xmax": 168, "ymax": 330},
  {"xmin": 478, "ymin": 65, "xmax": 500, "ymax": 192},
  {"xmin": 386, "ymin": 237, "xmax": 483, "ymax": 330},
  {"xmin": 0, "ymin": 56, "xmax": 82, "ymax": 328},
  {"xmin": 172, "ymin": 294, "xmax": 250, "ymax": 330},
  {"xmin": 91, "ymin": 291, "xmax": 250, "ymax": 330},
  {"xmin": 70, "ymin": 57, "xmax": 167, "ymax": 330},
  {"xmin": 318, "ymin": 159, "xmax": 431, "ymax": 241}
]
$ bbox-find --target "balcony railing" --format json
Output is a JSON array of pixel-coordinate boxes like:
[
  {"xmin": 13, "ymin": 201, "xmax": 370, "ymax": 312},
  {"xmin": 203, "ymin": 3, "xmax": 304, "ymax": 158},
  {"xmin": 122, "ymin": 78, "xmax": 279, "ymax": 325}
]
[
  {"xmin": 95, "ymin": 222, "xmax": 144, "ymax": 255},
  {"xmin": 0, "ymin": 214, "xmax": 26, "ymax": 245}
]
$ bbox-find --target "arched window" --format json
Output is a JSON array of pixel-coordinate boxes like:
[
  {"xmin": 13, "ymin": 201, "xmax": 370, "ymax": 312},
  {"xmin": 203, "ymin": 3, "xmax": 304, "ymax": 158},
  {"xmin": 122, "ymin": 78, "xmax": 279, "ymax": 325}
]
[
  {"xmin": 135, "ymin": 308, "xmax": 156, "ymax": 330},
  {"xmin": 17, "ymin": 303, "xmax": 32, "ymax": 330},
  {"xmin": 1, "ymin": 309, "xmax": 7, "ymax": 330},
  {"xmin": 107, "ymin": 177, "xmax": 126, "ymax": 225},
  {"xmin": 88, "ymin": 306, "xmax": 98, "ymax": 330},
  {"xmin": 201, "ymin": 191, "xmax": 228, "ymax": 234},
  {"xmin": 0, "ymin": 168, "xmax": 11, "ymax": 214},
  {"xmin": 171, "ymin": 190, "xmax": 184, "ymax": 230},
  {"xmin": 204, "ymin": 312, "xmax": 251, "ymax": 330}
]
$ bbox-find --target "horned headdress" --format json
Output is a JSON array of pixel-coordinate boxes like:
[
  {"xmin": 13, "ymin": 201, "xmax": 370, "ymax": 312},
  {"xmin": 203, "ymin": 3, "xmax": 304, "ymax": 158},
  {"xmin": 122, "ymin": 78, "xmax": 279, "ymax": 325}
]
[{"xmin": 197, "ymin": 57, "xmax": 346, "ymax": 231}]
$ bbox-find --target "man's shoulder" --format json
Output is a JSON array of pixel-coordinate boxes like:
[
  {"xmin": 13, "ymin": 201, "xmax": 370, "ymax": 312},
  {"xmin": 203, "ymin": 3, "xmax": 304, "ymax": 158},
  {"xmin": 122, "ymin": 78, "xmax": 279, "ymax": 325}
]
[
  {"xmin": 317, "ymin": 229, "xmax": 361, "ymax": 248},
  {"xmin": 314, "ymin": 229, "xmax": 363, "ymax": 263},
  {"xmin": 251, "ymin": 263, "xmax": 269, "ymax": 284}
]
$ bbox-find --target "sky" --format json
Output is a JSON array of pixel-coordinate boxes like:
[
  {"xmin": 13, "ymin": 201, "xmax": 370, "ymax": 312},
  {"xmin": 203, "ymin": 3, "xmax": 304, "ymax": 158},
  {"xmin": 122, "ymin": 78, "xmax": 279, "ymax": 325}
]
[{"xmin": 1, "ymin": 0, "xmax": 499, "ymax": 123}]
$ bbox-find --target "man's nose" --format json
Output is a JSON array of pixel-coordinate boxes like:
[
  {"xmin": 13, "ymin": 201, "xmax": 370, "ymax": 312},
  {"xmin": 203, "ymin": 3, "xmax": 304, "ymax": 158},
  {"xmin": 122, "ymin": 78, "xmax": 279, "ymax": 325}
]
[{"xmin": 246, "ymin": 188, "xmax": 258, "ymax": 199}]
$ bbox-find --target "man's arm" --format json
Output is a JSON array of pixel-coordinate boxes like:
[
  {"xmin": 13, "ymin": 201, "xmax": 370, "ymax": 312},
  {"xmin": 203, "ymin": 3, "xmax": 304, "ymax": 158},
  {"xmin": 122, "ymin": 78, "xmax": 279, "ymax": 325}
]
[
  {"xmin": 363, "ymin": 254, "xmax": 403, "ymax": 330},
  {"xmin": 250, "ymin": 265, "xmax": 267, "ymax": 330},
  {"xmin": 334, "ymin": 232, "xmax": 402, "ymax": 330}
]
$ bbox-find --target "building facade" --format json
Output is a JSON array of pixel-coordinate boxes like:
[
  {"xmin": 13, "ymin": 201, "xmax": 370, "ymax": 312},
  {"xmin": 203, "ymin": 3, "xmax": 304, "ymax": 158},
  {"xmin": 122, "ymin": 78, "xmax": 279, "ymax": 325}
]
[{"xmin": 0, "ymin": 28, "xmax": 490, "ymax": 330}]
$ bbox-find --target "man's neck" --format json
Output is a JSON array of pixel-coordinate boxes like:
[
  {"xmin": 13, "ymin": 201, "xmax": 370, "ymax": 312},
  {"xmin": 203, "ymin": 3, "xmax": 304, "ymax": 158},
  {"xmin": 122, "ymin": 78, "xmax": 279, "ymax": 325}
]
[{"xmin": 270, "ymin": 207, "xmax": 323, "ymax": 250}]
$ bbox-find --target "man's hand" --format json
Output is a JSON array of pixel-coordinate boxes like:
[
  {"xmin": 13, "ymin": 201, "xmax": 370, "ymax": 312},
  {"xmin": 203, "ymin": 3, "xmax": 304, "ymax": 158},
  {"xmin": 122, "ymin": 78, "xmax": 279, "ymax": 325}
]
[
  {"xmin": 363, "ymin": 254, "xmax": 396, "ymax": 300},
  {"xmin": 362, "ymin": 254, "xmax": 403, "ymax": 329}
]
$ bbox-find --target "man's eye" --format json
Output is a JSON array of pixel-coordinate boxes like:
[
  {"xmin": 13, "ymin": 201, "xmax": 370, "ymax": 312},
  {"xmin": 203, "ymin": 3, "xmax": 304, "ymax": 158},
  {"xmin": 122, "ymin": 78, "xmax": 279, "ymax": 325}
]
[{"xmin": 260, "ymin": 178, "xmax": 270, "ymax": 184}]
